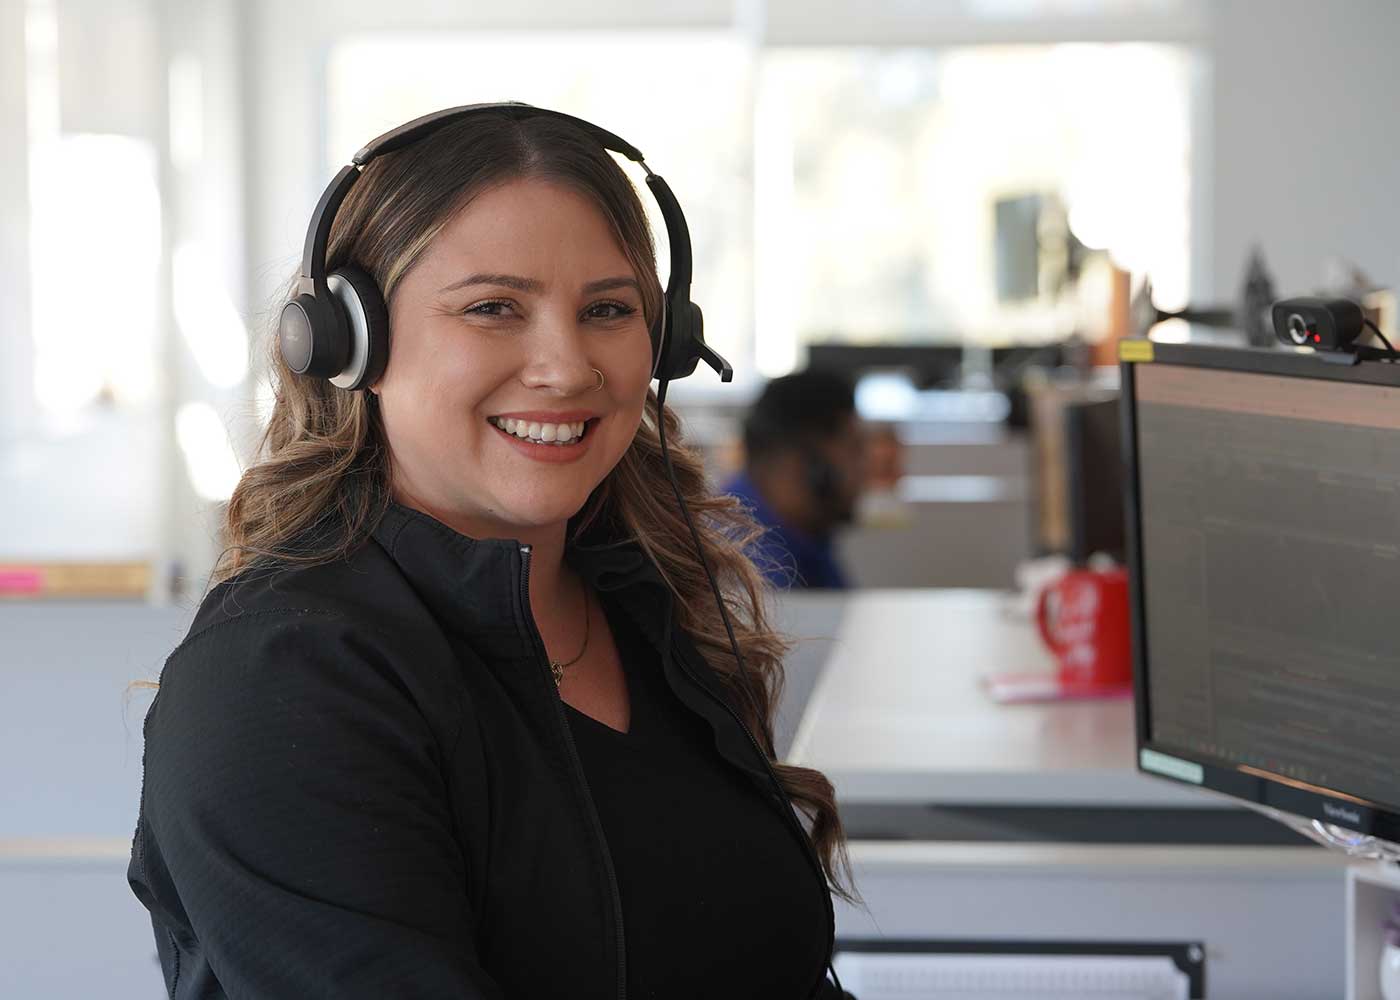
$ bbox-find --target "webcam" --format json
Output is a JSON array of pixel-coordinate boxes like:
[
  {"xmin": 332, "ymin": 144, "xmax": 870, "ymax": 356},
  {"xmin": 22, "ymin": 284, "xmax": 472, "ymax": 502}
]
[{"xmin": 1272, "ymin": 296, "xmax": 1364, "ymax": 352}]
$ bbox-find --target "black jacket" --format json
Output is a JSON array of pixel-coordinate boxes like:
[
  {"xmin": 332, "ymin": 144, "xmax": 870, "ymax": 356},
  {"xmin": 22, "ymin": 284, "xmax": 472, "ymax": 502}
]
[{"xmin": 127, "ymin": 500, "xmax": 847, "ymax": 998}]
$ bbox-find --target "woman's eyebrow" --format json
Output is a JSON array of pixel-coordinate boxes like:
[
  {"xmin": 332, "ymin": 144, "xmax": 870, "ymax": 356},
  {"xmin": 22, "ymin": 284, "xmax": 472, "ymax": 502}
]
[
  {"xmin": 437, "ymin": 274, "xmax": 639, "ymax": 296},
  {"xmin": 581, "ymin": 277, "xmax": 640, "ymax": 295},
  {"xmin": 438, "ymin": 273, "xmax": 543, "ymax": 295}
]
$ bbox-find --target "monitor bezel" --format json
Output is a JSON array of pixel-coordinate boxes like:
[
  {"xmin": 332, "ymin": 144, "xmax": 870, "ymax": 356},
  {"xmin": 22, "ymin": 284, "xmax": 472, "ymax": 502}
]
[{"xmin": 1122, "ymin": 341, "xmax": 1400, "ymax": 842}]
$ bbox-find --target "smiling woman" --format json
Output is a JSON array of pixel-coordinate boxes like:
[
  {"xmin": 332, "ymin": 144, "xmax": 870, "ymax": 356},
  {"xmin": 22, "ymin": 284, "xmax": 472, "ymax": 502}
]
[
  {"xmin": 373, "ymin": 177, "xmax": 655, "ymax": 536},
  {"xmin": 126, "ymin": 106, "xmax": 856, "ymax": 1000}
]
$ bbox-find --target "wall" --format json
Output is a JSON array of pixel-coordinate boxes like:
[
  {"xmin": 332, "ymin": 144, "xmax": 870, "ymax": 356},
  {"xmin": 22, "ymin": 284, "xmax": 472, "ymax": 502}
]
[
  {"xmin": 1207, "ymin": 0, "xmax": 1400, "ymax": 303},
  {"xmin": 0, "ymin": 1, "xmax": 33, "ymax": 442}
]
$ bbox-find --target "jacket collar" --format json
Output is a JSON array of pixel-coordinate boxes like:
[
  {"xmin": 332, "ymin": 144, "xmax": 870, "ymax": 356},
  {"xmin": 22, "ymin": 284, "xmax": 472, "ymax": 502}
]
[
  {"xmin": 368, "ymin": 500, "xmax": 668, "ymax": 644},
  {"xmin": 368, "ymin": 500, "xmax": 755, "ymax": 750}
]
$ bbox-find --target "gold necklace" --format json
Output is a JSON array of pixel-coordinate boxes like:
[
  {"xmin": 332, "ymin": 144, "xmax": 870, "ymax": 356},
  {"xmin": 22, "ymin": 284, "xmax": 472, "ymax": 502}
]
[{"xmin": 549, "ymin": 586, "xmax": 591, "ymax": 688}]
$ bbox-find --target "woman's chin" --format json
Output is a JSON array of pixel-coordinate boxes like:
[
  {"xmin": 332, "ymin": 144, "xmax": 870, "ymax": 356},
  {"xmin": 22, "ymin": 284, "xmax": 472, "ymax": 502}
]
[{"xmin": 488, "ymin": 498, "xmax": 592, "ymax": 536}]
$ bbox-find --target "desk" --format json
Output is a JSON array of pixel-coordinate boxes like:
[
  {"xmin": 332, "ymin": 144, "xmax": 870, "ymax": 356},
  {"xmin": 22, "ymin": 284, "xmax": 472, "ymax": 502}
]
[
  {"xmin": 1, "ymin": 601, "xmax": 192, "ymax": 998},
  {"xmin": 833, "ymin": 840, "xmax": 1345, "ymax": 1000},
  {"xmin": 782, "ymin": 588, "xmax": 1350, "ymax": 997},
  {"xmin": 788, "ymin": 589, "xmax": 1221, "ymax": 808}
]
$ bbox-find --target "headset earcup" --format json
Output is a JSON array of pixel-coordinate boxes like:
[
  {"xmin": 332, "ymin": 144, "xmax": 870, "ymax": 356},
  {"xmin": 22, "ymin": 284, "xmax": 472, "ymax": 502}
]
[
  {"xmin": 678, "ymin": 302, "xmax": 704, "ymax": 379},
  {"xmin": 653, "ymin": 294, "xmax": 682, "ymax": 382},
  {"xmin": 689, "ymin": 302, "xmax": 704, "ymax": 353},
  {"xmin": 279, "ymin": 293, "xmax": 349, "ymax": 378},
  {"xmin": 654, "ymin": 297, "xmax": 704, "ymax": 382},
  {"xmin": 649, "ymin": 304, "xmax": 665, "ymax": 376},
  {"xmin": 325, "ymin": 266, "xmax": 390, "ymax": 391}
]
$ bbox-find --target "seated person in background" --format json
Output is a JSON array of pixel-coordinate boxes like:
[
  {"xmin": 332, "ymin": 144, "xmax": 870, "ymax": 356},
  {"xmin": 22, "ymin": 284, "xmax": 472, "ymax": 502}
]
[{"xmin": 722, "ymin": 370, "xmax": 867, "ymax": 589}]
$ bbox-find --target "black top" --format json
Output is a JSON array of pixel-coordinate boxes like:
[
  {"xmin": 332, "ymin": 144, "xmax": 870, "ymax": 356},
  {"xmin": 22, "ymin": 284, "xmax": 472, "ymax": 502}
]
[
  {"xmin": 564, "ymin": 596, "xmax": 828, "ymax": 999},
  {"xmin": 126, "ymin": 500, "xmax": 846, "ymax": 1000}
]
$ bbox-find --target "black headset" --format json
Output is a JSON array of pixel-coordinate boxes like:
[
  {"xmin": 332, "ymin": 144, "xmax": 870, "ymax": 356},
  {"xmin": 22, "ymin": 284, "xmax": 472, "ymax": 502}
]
[{"xmin": 276, "ymin": 101, "xmax": 733, "ymax": 391}]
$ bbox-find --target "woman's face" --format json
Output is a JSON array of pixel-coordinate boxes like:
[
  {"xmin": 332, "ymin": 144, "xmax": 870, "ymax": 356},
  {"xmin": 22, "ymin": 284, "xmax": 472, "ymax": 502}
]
[{"xmin": 371, "ymin": 177, "xmax": 654, "ymax": 540}]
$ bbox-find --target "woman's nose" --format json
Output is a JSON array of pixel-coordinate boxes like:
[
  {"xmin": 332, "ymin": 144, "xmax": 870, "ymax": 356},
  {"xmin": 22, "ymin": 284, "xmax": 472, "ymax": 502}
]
[{"xmin": 518, "ymin": 318, "xmax": 596, "ymax": 396}]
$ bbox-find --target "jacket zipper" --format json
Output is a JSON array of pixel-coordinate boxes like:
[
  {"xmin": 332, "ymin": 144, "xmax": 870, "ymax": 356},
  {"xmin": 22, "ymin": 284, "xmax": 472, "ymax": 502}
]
[
  {"xmin": 517, "ymin": 544, "xmax": 628, "ymax": 1000},
  {"xmin": 668, "ymin": 636, "xmax": 838, "ymax": 998}
]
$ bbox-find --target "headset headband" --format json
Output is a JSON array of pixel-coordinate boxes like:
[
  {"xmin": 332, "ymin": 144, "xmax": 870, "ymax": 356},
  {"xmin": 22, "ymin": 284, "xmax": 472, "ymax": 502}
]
[
  {"xmin": 297, "ymin": 103, "xmax": 694, "ymax": 345},
  {"xmin": 300, "ymin": 104, "xmax": 644, "ymax": 287},
  {"xmin": 283, "ymin": 100, "xmax": 727, "ymax": 388}
]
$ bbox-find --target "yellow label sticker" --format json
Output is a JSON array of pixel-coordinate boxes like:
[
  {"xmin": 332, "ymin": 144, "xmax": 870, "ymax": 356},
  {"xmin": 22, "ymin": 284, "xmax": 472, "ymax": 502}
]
[{"xmin": 1119, "ymin": 339, "xmax": 1155, "ymax": 363}]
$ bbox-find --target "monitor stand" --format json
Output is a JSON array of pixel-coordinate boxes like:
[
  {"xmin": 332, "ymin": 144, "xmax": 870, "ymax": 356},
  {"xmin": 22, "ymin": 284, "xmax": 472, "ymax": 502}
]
[{"xmin": 1246, "ymin": 801, "xmax": 1400, "ymax": 862}]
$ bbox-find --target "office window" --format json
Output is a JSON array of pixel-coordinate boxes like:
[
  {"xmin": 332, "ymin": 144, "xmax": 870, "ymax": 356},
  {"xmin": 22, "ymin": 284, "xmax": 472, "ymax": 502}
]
[
  {"xmin": 30, "ymin": 133, "xmax": 162, "ymax": 416},
  {"xmin": 2, "ymin": 0, "xmax": 166, "ymax": 561},
  {"xmin": 323, "ymin": 35, "xmax": 1195, "ymax": 381},
  {"xmin": 754, "ymin": 43, "xmax": 1194, "ymax": 372}
]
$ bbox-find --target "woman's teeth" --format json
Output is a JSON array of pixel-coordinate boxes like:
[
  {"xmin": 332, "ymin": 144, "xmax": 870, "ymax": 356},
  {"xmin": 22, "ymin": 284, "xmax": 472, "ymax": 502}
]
[{"xmin": 488, "ymin": 416, "xmax": 588, "ymax": 445}]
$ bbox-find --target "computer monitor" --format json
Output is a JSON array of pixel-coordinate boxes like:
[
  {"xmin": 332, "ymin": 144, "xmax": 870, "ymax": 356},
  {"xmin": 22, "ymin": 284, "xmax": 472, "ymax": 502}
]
[
  {"xmin": 994, "ymin": 193, "xmax": 1042, "ymax": 302},
  {"xmin": 1025, "ymin": 371, "xmax": 1118, "ymax": 559},
  {"xmin": 1123, "ymin": 342, "xmax": 1400, "ymax": 844},
  {"xmin": 1065, "ymin": 397, "xmax": 1126, "ymax": 565}
]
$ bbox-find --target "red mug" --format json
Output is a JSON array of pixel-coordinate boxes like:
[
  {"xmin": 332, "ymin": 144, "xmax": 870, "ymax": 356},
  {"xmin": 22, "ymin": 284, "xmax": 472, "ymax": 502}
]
[{"xmin": 1035, "ymin": 566, "xmax": 1132, "ymax": 688}]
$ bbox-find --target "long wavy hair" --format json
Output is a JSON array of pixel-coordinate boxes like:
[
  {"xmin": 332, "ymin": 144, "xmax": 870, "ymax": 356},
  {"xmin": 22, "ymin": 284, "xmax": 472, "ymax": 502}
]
[{"xmin": 211, "ymin": 110, "xmax": 856, "ymax": 905}]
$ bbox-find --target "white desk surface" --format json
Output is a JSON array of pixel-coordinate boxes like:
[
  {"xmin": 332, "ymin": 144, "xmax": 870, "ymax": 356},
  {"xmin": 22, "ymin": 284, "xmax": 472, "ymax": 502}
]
[{"xmin": 787, "ymin": 589, "xmax": 1228, "ymax": 808}]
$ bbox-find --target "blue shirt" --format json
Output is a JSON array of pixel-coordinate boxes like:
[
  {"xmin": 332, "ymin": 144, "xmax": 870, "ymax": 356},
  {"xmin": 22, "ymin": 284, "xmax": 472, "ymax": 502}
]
[{"xmin": 721, "ymin": 472, "xmax": 850, "ymax": 590}]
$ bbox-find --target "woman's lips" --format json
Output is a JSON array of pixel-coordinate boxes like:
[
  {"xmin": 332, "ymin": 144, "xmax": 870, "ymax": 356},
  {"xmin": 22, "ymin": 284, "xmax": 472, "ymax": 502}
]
[{"xmin": 489, "ymin": 417, "xmax": 598, "ymax": 464}]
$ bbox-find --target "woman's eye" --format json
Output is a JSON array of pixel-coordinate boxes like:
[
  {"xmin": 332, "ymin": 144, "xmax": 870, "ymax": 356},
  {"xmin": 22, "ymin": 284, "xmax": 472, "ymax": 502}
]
[
  {"xmin": 584, "ymin": 301, "xmax": 636, "ymax": 321},
  {"xmin": 463, "ymin": 299, "xmax": 513, "ymax": 318}
]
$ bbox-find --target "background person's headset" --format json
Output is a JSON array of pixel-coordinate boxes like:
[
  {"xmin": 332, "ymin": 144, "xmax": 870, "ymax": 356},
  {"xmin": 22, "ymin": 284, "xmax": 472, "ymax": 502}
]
[{"xmin": 276, "ymin": 101, "xmax": 847, "ymax": 998}]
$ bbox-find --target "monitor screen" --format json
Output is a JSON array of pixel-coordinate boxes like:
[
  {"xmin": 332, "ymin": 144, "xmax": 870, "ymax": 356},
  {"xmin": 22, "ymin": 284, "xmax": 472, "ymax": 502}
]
[{"xmin": 1127, "ymin": 345, "xmax": 1400, "ymax": 839}]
